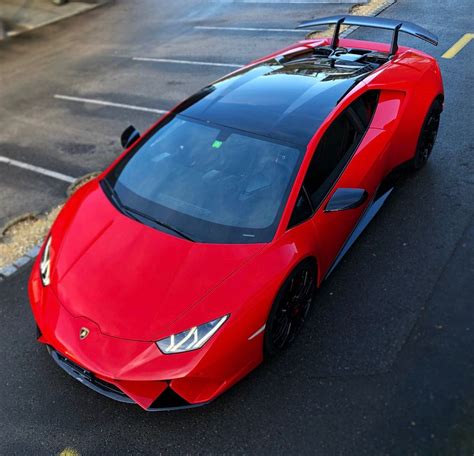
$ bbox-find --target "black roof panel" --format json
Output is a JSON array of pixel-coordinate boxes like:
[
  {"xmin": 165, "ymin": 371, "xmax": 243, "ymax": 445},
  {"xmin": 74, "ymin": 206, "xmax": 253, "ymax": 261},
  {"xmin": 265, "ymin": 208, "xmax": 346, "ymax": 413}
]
[{"xmin": 176, "ymin": 58, "xmax": 373, "ymax": 146}]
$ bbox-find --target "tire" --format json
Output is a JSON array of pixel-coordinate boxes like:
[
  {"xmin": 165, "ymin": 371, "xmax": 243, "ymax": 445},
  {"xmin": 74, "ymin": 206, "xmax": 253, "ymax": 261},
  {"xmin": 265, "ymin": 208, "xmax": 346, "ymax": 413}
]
[
  {"xmin": 264, "ymin": 260, "xmax": 316, "ymax": 357},
  {"xmin": 412, "ymin": 98, "xmax": 442, "ymax": 170}
]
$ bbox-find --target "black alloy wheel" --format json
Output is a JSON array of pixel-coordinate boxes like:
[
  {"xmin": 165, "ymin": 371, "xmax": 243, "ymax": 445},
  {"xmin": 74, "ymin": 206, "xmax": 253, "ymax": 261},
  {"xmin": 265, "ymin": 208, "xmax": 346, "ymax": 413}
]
[
  {"xmin": 264, "ymin": 261, "xmax": 316, "ymax": 356},
  {"xmin": 412, "ymin": 99, "xmax": 442, "ymax": 170}
]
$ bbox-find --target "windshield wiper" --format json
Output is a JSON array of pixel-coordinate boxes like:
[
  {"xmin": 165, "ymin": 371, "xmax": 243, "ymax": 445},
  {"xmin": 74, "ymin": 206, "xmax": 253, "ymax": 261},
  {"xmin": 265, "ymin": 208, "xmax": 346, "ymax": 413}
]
[
  {"xmin": 103, "ymin": 179, "xmax": 193, "ymax": 241},
  {"xmin": 102, "ymin": 179, "xmax": 141, "ymax": 222},
  {"xmin": 102, "ymin": 179, "xmax": 195, "ymax": 241},
  {"xmin": 122, "ymin": 204, "xmax": 196, "ymax": 242}
]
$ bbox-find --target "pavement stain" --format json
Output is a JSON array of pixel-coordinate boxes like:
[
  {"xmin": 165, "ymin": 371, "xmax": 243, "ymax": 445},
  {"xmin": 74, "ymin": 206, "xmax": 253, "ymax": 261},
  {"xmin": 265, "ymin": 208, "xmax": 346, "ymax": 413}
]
[{"xmin": 58, "ymin": 142, "xmax": 97, "ymax": 155}]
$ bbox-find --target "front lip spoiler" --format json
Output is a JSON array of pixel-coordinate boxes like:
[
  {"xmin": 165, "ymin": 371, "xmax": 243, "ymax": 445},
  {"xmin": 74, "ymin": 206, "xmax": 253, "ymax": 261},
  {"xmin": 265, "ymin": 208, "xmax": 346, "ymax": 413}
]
[
  {"xmin": 48, "ymin": 346, "xmax": 134, "ymax": 404},
  {"xmin": 47, "ymin": 346, "xmax": 210, "ymax": 411}
]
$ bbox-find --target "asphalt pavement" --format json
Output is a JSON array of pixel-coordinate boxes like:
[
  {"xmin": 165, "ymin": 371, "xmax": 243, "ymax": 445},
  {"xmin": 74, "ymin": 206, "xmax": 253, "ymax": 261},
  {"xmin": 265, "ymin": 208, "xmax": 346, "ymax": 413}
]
[{"xmin": 0, "ymin": 0, "xmax": 473, "ymax": 454}]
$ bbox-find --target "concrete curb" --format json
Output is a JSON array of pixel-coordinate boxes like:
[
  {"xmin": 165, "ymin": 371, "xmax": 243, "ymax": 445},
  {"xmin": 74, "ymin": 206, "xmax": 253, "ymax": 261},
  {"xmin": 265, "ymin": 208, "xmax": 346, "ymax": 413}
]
[
  {"xmin": 2, "ymin": 0, "xmax": 111, "ymax": 39},
  {"xmin": 0, "ymin": 243, "xmax": 41, "ymax": 281},
  {"xmin": 348, "ymin": 0, "xmax": 396, "ymax": 24},
  {"xmin": 305, "ymin": 0, "xmax": 396, "ymax": 39},
  {"xmin": 340, "ymin": 0, "xmax": 396, "ymax": 38},
  {"xmin": 0, "ymin": 212, "xmax": 41, "ymax": 280},
  {"xmin": 1, "ymin": 212, "xmax": 38, "ymax": 237},
  {"xmin": 0, "ymin": 166, "xmax": 105, "ymax": 280},
  {"xmin": 0, "ymin": 170, "xmax": 102, "ymax": 280},
  {"xmin": 66, "ymin": 171, "xmax": 101, "ymax": 197}
]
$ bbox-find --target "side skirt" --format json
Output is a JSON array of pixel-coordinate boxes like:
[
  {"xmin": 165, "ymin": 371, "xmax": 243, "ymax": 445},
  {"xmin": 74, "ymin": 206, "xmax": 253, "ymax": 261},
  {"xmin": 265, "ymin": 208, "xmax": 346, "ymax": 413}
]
[{"xmin": 324, "ymin": 188, "xmax": 394, "ymax": 280}]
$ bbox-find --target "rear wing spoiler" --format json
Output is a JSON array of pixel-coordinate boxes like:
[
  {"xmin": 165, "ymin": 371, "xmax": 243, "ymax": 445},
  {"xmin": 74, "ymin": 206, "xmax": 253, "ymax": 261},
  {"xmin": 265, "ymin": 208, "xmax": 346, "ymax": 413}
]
[{"xmin": 297, "ymin": 15, "xmax": 438, "ymax": 57}]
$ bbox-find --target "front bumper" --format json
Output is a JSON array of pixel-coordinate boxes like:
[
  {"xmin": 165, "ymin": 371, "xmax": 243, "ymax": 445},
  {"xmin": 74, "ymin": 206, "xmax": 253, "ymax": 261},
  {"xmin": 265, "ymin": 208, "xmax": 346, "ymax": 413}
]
[
  {"xmin": 48, "ymin": 346, "xmax": 208, "ymax": 411},
  {"xmin": 29, "ymin": 263, "xmax": 263, "ymax": 411}
]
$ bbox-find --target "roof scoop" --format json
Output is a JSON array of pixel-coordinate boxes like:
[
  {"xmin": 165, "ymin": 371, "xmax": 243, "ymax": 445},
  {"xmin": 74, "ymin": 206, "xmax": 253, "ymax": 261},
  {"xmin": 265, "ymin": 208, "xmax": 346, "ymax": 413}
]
[{"xmin": 297, "ymin": 15, "xmax": 439, "ymax": 57}]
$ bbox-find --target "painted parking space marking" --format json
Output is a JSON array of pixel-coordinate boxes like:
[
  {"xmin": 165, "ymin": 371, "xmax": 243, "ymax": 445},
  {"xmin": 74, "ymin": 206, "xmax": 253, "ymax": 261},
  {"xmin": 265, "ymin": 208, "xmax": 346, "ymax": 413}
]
[
  {"xmin": 0, "ymin": 156, "xmax": 75, "ymax": 183},
  {"xmin": 59, "ymin": 448, "xmax": 81, "ymax": 456},
  {"xmin": 133, "ymin": 57, "xmax": 243, "ymax": 68},
  {"xmin": 223, "ymin": 1, "xmax": 339, "ymax": 3},
  {"xmin": 442, "ymin": 33, "xmax": 474, "ymax": 59},
  {"xmin": 194, "ymin": 25, "xmax": 307, "ymax": 33},
  {"xmin": 54, "ymin": 94, "xmax": 167, "ymax": 114}
]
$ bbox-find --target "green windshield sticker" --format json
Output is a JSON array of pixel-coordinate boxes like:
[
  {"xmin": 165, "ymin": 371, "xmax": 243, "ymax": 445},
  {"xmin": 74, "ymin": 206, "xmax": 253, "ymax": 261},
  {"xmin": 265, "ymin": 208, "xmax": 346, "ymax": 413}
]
[{"xmin": 212, "ymin": 140, "xmax": 223, "ymax": 149}]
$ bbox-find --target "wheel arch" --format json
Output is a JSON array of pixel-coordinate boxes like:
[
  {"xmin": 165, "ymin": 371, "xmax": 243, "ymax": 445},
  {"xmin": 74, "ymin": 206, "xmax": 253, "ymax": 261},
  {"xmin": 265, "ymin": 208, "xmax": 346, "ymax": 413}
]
[
  {"xmin": 435, "ymin": 92, "xmax": 445, "ymax": 108},
  {"xmin": 266, "ymin": 255, "xmax": 319, "ymax": 320},
  {"xmin": 263, "ymin": 255, "xmax": 318, "ymax": 357},
  {"xmin": 300, "ymin": 255, "xmax": 319, "ymax": 285}
]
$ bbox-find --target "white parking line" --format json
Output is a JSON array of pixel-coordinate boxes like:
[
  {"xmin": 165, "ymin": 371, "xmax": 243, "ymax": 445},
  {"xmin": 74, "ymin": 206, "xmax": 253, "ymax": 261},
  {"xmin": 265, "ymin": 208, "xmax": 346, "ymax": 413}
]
[
  {"xmin": 54, "ymin": 94, "xmax": 167, "ymax": 114},
  {"xmin": 0, "ymin": 156, "xmax": 76, "ymax": 183},
  {"xmin": 194, "ymin": 25, "xmax": 307, "ymax": 33},
  {"xmin": 133, "ymin": 57, "xmax": 243, "ymax": 68}
]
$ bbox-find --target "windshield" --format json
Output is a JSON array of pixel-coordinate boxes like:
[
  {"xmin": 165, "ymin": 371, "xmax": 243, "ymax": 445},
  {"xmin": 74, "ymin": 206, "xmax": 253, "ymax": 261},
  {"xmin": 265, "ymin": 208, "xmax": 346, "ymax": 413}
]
[{"xmin": 105, "ymin": 115, "xmax": 303, "ymax": 243}]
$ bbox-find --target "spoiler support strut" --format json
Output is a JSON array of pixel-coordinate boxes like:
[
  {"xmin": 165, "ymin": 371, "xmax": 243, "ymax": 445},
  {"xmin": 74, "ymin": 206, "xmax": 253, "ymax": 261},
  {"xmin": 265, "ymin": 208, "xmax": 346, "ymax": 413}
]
[
  {"xmin": 390, "ymin": 23, "xmax": 402, "ymax": 57},
  {"xmin": 331, "ymin": 17, "xmax": 345, "ymax": 50}
]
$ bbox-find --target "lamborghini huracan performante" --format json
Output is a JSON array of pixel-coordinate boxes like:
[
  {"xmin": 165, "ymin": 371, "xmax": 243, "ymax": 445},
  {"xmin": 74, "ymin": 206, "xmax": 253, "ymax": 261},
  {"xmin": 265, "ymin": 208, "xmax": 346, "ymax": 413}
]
[{"xmin": 29, "ymin": 16, "xmax": 443, "ymax": 410}]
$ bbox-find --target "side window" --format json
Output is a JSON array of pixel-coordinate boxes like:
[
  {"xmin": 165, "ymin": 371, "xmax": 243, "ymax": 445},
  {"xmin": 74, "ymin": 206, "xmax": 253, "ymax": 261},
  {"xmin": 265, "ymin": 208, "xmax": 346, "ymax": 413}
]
[
  {"xmin": 286, "ymin": 90, "xmax": 379, "ymax": 230},
  {"xmin": 303, "ymin": 91, "xmax": 379, "ymax": 210},
  {"xmin": 304, "ymin": 111, "xmax": 358, "ymax": 209}
]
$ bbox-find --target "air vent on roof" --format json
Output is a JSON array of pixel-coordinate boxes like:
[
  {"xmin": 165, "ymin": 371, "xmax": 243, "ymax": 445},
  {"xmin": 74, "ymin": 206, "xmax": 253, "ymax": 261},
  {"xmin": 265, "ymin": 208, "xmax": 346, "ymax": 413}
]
[{"xmin": 279, "ymin": 45, "xmax": 390, "ymax": 71}]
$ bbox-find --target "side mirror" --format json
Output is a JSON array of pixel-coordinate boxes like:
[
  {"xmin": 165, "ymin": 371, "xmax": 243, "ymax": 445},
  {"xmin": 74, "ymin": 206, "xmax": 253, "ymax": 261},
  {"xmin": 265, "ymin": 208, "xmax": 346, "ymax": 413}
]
[
  {"xmin": 325, "ymin": 188, "xmax": 368, "ymax": 212},
  {"xmin": 120, "ymin": 125, "xmax": 140, "ymax": 149}
]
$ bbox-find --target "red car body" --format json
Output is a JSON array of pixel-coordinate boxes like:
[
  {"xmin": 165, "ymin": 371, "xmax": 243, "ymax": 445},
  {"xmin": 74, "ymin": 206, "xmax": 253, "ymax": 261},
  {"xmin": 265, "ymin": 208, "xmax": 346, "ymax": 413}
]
[{"xmin": 29, "ymin": 17, "xmax": 443, "ymax": 410}]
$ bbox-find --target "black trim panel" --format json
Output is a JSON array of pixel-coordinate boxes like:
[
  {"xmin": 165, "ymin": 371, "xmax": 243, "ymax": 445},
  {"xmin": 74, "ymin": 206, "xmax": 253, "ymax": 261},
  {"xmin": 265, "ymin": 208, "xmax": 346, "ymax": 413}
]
[
  {"xmin": 324, "ymin": 187, "xmax": 393, "ymax": 279},
  {"xmin": 47, "ymin": 347, "xmax": 209, "ymax": 412}
]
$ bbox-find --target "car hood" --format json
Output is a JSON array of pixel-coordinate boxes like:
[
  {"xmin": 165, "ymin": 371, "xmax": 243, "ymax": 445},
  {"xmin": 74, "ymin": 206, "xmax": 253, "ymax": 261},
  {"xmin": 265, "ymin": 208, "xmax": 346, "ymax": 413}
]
[{"xmin": 53, "ymin": 181, "xmax": 264, "ymax": 341}]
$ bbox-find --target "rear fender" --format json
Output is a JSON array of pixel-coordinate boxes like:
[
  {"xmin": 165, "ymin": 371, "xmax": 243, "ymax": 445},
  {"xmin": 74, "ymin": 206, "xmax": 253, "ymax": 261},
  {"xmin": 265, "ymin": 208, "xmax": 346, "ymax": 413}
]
[{"xmin": 367, "ymin": 53, "xmax": 443, "ymax": 167}]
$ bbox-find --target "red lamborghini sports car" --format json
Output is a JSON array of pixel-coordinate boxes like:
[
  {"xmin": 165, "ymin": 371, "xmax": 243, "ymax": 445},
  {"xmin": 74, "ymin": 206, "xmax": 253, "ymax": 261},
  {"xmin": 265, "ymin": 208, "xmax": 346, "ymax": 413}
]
[{"xmin": 29, "ymin": 16, "xmax": 443, "ymax": 410}]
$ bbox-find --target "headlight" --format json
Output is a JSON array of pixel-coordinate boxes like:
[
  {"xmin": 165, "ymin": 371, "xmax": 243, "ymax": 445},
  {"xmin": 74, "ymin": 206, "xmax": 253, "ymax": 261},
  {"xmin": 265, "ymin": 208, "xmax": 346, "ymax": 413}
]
[
  {"xmin": 156, "ymin": 315, "xmax": 229, "ymax": 354},
  {"xmin": 40, "ymin": 236, "xmax": 52, "ymax": 286}
]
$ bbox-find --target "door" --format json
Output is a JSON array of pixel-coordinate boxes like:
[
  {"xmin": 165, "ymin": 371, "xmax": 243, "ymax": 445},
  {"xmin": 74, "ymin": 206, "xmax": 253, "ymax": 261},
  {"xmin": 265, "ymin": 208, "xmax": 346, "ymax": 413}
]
[{"xmin": 289, "ymin": 90, "xmax": 389, "ymax": 277}]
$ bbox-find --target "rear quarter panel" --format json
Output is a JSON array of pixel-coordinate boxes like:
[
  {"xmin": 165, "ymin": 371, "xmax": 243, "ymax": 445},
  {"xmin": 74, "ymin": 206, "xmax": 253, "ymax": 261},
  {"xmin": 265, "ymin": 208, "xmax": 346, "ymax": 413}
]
[{"xmin": 365, "ymin": 50, "xmax": 444, "ymax": 169}]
